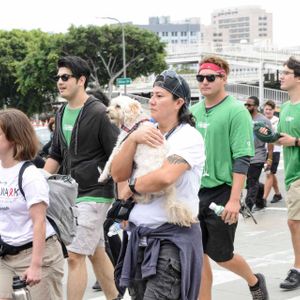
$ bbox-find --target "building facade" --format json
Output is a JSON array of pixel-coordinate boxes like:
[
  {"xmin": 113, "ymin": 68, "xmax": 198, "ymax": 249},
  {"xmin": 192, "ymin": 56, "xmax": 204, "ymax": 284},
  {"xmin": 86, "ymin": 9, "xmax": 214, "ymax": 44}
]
[
  {"xmin": 210, "ymin": 6, "xmax": 273, "ymax": 45},
  {"xmin": 137, "ymin": 16, "xmax": 202, "ymax": 46}
]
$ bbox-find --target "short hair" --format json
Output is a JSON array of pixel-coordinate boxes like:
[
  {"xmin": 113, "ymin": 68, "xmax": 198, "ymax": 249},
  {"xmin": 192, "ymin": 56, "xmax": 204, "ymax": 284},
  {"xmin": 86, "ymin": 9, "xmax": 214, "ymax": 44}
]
[
  {"xmin": 199, "ymin": 55, "xmax": 230, "ymax": 75},
  {"xmin": 264, "ymin": 100, "xmax": 276, "ymax": 109},
  {"xmin": 87, "ymin": 88, "xmax": 110, "ymax": 107},
  {"xmin": 284, "ymin": 56, "xmax": 300, "ymax": 77},
  {"xmin": 0, "ymin": 109, "xmax": 39, "ymax": 161},
  {"xmin": 248, "ymin": 96, "xmax": 260, "ymax": 106},
  {"xmin": 57, "ymin": 56, "xmax": 91, "ymax": 89}
]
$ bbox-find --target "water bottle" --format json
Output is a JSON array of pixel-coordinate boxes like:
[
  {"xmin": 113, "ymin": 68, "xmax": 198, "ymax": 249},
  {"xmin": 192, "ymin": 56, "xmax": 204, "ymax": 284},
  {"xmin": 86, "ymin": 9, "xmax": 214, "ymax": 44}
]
[
  {"xmin": 107, "ymin": 222, "xmax": 122, "ymax": 237},
  {"xmin": 209, "ymin": 202, "xmax": 224, "ymax": 216},
  {"xmin": 264, "ymin": 163, "xmax": 271, "ymax": 175},
  {"xmin": 12, "ymin": 275, "xmax": 32, "ymax": 300}
]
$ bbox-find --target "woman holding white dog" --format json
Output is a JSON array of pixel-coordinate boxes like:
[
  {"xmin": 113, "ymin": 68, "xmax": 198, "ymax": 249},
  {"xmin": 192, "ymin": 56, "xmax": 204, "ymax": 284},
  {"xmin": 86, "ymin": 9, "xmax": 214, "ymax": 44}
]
[{"xmin": 111, "ymin": 70, "xmax": 205, "ymax": 300}]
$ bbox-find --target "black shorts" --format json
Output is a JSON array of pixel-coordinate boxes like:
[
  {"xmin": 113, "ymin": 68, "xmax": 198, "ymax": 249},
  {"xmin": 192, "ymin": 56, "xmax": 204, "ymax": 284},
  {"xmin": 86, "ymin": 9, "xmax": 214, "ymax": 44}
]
[
  {"xmin": 270, "ymin": 152, "xmax": 280, "ymax": 174},
  {"xmin": 198, "ymin": 184, "xmax": 237, "ymax": 263}
]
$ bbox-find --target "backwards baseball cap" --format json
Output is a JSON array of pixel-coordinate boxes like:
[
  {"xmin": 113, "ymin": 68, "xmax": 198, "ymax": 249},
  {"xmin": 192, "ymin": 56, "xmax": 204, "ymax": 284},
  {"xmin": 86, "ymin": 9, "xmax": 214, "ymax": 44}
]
[{"xmin": 153, "ymin": 70, "xmax": 191, "ymax": 106}]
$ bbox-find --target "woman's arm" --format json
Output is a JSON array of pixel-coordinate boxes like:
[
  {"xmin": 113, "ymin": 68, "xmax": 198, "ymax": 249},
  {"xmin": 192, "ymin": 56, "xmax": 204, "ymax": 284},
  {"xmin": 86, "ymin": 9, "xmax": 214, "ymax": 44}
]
[
  {"xmin": 111, "ymin": 126, "xmax": 164, "ymax": 182},
  {"xmin": 23, "ymin": 202, "xmax": 47, "ymax": 286}
]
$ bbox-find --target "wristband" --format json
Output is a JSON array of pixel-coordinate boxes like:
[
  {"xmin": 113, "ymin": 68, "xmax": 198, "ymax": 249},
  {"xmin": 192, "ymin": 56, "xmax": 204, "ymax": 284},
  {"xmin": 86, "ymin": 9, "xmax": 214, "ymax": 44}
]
[
  {"xmin": 129, "ymin": 178, "xmax": 141, "ymax": 195},
  {"xmin": 295, "ymin": 137, "xmax": 299, "ymax": 147}
]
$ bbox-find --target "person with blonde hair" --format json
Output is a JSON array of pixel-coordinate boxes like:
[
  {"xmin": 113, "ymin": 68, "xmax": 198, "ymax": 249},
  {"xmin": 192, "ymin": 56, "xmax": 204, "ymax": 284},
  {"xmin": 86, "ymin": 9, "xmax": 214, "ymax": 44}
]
[{"xmin": 0, "ymin": 108, "xmax": 64, "ymax": 300}]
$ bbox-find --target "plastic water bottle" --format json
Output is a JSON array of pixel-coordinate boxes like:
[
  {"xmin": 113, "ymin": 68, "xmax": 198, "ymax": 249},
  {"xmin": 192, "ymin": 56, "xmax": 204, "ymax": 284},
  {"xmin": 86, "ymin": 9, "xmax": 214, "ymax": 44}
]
[
  {"xmin": 209, "ymin": 202, "xmax": 224, "ymax": 216},
  {"xmin": 107, "ymin": 222, "xmax": 122, "ymax": 237},
  {"xmin": 264, "ymin": 163, "xmax": 271, "ymax": 175},
  {"xmin": 12, "ymin": 275, "xmax": 32, "ymax": 300}
]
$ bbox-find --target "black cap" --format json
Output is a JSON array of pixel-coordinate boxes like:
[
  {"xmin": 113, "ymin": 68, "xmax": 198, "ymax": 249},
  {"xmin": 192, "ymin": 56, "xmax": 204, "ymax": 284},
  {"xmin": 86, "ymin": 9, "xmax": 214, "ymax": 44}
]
[{"xmin": 153, "ymin": 70, "xmax": 191, "ymax": 106}]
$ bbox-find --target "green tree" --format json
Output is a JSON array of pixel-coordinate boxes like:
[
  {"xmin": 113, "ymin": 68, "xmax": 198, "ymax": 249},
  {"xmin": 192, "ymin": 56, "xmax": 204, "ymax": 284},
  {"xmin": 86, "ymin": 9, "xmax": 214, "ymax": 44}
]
[{"xmin": 62, "ymin": 24, "xmax": 167, "ymax": 97}]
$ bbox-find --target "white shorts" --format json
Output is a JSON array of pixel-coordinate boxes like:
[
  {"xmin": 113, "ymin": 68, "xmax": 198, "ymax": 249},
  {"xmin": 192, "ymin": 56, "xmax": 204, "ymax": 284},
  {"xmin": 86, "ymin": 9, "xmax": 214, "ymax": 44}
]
[{"xmin": 67, "ymin": 202, "xmax": 111, "ymax": 256}]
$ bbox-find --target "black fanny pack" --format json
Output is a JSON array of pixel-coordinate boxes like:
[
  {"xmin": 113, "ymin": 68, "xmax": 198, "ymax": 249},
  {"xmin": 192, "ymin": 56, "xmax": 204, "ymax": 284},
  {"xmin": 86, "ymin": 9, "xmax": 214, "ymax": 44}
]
[
  {"xmin": 0, "ymin": 237, "xmax": 33, "ymax": 257},
  {"xmin": 107, "ymin": 198, "xmax": 135, "ymax": 221}
]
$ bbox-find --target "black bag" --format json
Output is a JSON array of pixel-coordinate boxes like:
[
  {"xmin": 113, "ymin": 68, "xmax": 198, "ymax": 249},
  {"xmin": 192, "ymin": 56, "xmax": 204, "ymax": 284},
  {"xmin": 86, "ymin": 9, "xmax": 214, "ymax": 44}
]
[{"xmin": 106, "ymin": 198, "xmax": 135, "ymax": 221}]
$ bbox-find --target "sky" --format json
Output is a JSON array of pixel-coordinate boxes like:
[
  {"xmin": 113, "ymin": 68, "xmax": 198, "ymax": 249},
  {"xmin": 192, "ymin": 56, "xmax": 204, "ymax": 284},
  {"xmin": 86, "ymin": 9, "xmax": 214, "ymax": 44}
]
[{"xmin": 0, "ymin": 0, "xmax": 298, "ymax": 48}]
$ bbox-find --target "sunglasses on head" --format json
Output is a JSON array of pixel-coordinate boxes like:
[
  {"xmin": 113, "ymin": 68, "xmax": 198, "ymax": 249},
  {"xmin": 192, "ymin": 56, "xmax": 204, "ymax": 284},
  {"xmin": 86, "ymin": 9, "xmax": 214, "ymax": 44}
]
[
  {"xmin": 54, "ymin": 74, "xmax": 75, "ymax": 82},
  {"xmin": 196, "ymin": 74, "xmax": 223, "ymax": 83},
  {"xmin": 155, "ymin": 70, "xmax": 188, "ymax": 101}
]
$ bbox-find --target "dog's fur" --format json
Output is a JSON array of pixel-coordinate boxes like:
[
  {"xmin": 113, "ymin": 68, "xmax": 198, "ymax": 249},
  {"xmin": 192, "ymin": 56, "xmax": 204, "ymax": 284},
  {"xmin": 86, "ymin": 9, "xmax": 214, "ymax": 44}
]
[{"xmin": 99, "ymin": 95, "xmax": 196, "ymax": 227}]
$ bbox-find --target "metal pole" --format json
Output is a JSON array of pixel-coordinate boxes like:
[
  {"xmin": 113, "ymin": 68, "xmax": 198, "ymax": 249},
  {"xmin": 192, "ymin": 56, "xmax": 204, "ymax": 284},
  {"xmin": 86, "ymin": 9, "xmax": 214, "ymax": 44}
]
[
  {"xmin": 101, "ymin": 17, "xmax": 126, "ymax": 94},
  {"xmin": 121, "ymin": 24, "xmax": 127, "ymax": 94}
]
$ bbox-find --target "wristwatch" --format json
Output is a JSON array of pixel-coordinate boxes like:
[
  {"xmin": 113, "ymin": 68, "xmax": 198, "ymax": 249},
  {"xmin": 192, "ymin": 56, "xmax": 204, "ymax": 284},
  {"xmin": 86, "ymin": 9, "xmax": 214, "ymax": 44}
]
[
  {"xmin": 129, "ymin": 177, "xmax": 141, "ymax": 195},
  {"xmin": 295, "ymin": 137, "xmax": 299, "ymax": 147}
]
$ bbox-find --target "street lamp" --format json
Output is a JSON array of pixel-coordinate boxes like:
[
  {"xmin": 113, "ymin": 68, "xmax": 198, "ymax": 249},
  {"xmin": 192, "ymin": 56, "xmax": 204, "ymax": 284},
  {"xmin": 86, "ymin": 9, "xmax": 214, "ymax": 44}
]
[{"xmin": 101, "ymin": 17, "xmax": 127, "ymax": 94}]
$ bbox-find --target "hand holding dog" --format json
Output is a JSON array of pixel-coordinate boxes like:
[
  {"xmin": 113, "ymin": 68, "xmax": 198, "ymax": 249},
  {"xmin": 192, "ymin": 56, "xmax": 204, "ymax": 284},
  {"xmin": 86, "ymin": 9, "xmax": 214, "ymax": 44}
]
[{"xmin": 129, "ymin": 126, "xmax": 164, "ymax": 147}]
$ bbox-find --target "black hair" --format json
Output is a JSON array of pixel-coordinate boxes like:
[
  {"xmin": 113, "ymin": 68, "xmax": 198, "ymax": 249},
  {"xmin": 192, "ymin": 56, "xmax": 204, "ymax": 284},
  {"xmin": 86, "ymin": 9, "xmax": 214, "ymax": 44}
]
[
  {"xmin": 87, "ymin": 88, "xmax": 110, "ymax": 107},
  {"xmin": 173, "ymin": 95, "xmax": 196, "ymax": 127},
  {"xmin": 284, "ymin": 56, "xmax": 300, "ymax": 77},
  {"xmin": 248, "ymin": 96, "xmax": 260, "ymax": 107},
  {"xmin": 57, "ymin": 56, "xmax": 91, "ymax": 89}
]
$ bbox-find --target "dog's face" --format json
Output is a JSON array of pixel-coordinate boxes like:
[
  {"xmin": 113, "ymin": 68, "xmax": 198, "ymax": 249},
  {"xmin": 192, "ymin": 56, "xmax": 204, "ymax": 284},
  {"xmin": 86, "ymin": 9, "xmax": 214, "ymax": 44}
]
[{"xmin": 106, "ymin": 96, "xmax": 143, "ymax": 128}]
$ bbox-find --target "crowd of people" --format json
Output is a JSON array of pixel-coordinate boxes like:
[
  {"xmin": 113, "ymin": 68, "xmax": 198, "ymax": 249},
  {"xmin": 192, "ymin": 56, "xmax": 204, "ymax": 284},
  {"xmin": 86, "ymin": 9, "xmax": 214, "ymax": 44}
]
[{"xmin": 0, "ymin": 53, "xmax": 299, "ymax": 300}]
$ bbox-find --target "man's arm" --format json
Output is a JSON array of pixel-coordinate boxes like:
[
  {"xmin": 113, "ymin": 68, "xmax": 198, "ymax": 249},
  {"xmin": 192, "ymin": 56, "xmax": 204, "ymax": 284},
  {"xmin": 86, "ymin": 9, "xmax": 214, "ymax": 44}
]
[
  {"xmin": 44, "ymin": 158, "xmax": 60, "ymax": 174},
  {"xmin": 278, "ymin": 133, "xmax": 299, "ymax": 147},
  {"xmin": 222, "ymin": 172, "xmax": 246, "ymax": 223}
]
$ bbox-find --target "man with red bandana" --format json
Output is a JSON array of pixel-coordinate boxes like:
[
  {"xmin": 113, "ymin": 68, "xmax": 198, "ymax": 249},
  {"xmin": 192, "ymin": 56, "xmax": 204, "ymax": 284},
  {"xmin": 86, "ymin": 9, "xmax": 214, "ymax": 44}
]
[{"xmin": 191, "ymin": 55, "xmax": 269, "ymax": 300}]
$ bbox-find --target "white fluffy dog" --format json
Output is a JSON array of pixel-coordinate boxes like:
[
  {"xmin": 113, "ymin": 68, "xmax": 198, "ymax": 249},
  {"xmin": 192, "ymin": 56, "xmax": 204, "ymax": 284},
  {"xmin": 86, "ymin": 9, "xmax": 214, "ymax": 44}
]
[{"xmin": 99, "ymin": 95, "xmax": 196, "ymax": 227}]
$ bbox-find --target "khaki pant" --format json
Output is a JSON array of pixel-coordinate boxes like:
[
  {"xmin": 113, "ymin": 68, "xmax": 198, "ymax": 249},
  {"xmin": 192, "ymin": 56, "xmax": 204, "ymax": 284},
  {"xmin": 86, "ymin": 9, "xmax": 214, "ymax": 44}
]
[
  {"xmin": 286, "ymin": 179, "xmax": 300, "ymax": 220},
  {"xmin": 0, "ymin": 235, "xmax": 64, "ymax": 300}
]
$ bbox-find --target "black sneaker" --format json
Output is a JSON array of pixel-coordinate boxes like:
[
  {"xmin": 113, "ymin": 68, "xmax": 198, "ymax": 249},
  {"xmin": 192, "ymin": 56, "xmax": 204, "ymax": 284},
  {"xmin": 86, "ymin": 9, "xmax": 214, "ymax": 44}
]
[
  {"xmin": 271, "ymin": 193, "xmax": 283, "ymax": 203},
  {"xmin": 250, "ymin": 273, "xmax": 269, "ymax": 300},
  {"xmin": 92, "ymin": 281, "xmax": 102, "ymax": 291},
  {"xmin": 252, "ymin": 205, "xmax": 266, "ymax": 213},
  {"xmin": 280, "ymin": 269, "xmax": 300, "ymax": 290}
]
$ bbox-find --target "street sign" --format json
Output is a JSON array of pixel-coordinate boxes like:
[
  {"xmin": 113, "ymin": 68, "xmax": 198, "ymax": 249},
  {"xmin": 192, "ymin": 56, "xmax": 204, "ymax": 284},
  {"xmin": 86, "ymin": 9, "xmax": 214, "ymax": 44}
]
[{"xmin": 116, "ymin": 77, "xmax": 132, "ymax": 85}]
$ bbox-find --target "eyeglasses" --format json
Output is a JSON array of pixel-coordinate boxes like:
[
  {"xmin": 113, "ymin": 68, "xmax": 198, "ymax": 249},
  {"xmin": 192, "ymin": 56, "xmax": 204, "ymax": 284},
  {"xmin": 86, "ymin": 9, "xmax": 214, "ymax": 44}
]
[
  {"xmin": 54, "ymin": 74, "xmax": 75, "ymax": 82},
  {"xmin": 279, "ymin": 70, "xmax": 294, "ymax": 76},
  {"xmin": 196, "ymin": 74, "xmax": 223, "ymax": 83},
  {"xmin": 244, "ymin": 103, "xmax": 255, "ymax": 107}
]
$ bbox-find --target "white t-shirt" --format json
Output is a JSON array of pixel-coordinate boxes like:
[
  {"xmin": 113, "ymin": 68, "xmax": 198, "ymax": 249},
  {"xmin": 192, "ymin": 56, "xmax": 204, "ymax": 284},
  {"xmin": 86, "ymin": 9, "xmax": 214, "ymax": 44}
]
[
  {"xmin": 0, "ymin": 161, "xmax": 55, "ymax": 246},
  {"xmin": 129, "ymin": 123, "xmax": 205, "ymax": 228}
]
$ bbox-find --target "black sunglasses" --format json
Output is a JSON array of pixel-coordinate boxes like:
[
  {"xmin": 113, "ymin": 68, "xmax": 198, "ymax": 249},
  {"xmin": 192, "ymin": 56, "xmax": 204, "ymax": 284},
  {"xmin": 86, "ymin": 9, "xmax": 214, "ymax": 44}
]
[
  {"xmin": 244, "ymin": 103, "xmax": 255, "ymax": 107},
  {"xmin": 196, "ymin": 74, "xmax": 223, "ymax": 83},
  {"xmin": 54, "ymin": 74, "xmax": 75, "ymax": 82}
]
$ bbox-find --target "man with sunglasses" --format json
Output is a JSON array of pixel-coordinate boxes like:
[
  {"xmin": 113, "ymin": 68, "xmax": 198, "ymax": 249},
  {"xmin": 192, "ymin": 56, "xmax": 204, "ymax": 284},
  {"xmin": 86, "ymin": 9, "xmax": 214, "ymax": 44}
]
[
  {"xmin": 275, "ymin": 56, "xmax": 300, "ymax": 290},
  {"xmin": 244, "ymin": 96, "xmax": 273, "ymax": 212},
  {"xmin": 191, "ymin": 55, "xmax": 269, "ymax": 300},
  {"xmin": 44, "ymin": 56, "xmax": 119, "ymax": 300}
]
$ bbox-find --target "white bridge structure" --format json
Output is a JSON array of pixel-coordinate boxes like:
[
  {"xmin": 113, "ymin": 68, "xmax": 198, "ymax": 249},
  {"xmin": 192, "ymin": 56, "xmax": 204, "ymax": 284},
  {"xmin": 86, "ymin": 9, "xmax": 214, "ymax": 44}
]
[{"xmin": 125, "ymin": 43, "xmax": 300, "ymax": 106}]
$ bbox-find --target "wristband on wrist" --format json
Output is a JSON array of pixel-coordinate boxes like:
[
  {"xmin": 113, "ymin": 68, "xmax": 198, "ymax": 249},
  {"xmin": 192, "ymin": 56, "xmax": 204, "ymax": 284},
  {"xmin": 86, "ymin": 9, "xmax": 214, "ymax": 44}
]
[
  {"xmin": 267, "ymin": 158, "xmax": 273, "ymax": 163},
  {"xmin": 129, "ymin": 177, "xmax": 141, "ymax": 195},
  {"xmin": 295, "ymin": 137, "xmax": 299, "ymax": 147}
]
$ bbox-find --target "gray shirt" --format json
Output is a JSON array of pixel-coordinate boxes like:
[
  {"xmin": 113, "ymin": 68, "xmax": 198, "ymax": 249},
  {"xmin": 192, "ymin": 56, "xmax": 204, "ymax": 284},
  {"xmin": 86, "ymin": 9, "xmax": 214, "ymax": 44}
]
[{"xmin": 251, "ymin": 113, "xmax": 272, "ymax": 164}]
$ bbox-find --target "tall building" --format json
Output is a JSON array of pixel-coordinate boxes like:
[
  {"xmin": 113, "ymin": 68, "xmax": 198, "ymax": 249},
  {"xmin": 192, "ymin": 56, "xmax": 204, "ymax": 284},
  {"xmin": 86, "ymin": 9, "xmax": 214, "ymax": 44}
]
[
  {"xmin": 210, "ymin": 6, "xmax": 272, "ymax": 45},
  {"xmin": 137, "ymin": 16, "xmax": 202, "ymax": 46}
]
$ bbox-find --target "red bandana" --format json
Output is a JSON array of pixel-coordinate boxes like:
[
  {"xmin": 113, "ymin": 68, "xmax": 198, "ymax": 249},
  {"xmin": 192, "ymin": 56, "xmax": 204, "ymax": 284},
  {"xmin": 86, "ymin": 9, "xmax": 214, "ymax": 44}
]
[{"xmin": 199, "ymin": 63, "xmax": 226, "ymax": 75}]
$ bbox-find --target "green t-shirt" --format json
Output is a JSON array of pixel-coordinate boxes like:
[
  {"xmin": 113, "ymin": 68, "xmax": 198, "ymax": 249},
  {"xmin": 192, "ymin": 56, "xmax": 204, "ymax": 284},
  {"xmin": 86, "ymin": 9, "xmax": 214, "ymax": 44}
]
[
  {"xmin": 277, "ymin": 101, "xmax": 300, "ymax": 189},
  {"xmin": 190, "ymin": 95, "xmax": 254, "ymax": 188},
  {"xmin": 62, "ymin": 105, "xmax": 113, "ymax": 204},
  {"xmin": 62, "ymin": 105, "xmax": 81, "ymax": 146}
]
